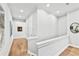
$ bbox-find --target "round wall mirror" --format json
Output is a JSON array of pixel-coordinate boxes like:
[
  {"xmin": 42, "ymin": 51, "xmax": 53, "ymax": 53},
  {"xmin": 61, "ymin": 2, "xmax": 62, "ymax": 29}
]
[{"xmin": 70, "ymin": 22, "xmax": 79, "ymax": 33}]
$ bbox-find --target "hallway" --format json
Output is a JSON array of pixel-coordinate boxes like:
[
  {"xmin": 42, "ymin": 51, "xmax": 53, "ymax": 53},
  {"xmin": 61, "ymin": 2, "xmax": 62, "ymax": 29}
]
[{"xmin": 1, "ymin": 3, "xmax": 79, "ymax": 56}]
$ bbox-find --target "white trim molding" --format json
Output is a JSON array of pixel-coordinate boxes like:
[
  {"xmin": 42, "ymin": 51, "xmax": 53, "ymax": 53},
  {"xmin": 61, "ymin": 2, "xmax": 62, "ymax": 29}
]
[{"xmin": 55, "ymin": 44, "xmax": 69, "ymax": 56}]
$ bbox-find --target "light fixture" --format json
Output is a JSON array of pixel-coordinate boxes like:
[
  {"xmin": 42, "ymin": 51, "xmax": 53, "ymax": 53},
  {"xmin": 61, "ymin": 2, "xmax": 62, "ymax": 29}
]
[
  {"xmin": 20, "ymin": 9, "xmax": 24, "ymax": 13},
  {"xmin": 56, "ymin": 10, "xmax": 60, "ymax": 14},
  {"xmin": 46, "ymin": 3, "xmax": 50, "ymax": 7},
  {"xmin": 18, "ymin": 15, "xmax": 22, "ymax": 18}
]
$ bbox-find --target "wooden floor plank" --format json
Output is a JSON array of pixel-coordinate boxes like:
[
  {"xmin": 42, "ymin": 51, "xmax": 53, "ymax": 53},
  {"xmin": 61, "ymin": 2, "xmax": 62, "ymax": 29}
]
[
  {"xmin": 60, "ymin": 46, "xmax": 79, "ymax": 56},
  {"xmin": 9, "ymin": 38, "xmax": 29, "ymax": 56}
]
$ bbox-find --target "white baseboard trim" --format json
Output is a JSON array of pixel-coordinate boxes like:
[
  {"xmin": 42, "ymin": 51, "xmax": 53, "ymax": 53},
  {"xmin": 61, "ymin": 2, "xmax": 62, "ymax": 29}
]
[
  {"xmin": 55, "ymin": 44, "xmax": 79, "ymax": 56},
  {"xmin": 69, "ymin": 44, "xmax": 79, "ymax": 48},
  {"xmin": 55, "ymin": 44, "xmax": 69, "ymax": 56},
  {"xmin": 28, "ymin": 50, "xmax": 37, "ymax": 56}
]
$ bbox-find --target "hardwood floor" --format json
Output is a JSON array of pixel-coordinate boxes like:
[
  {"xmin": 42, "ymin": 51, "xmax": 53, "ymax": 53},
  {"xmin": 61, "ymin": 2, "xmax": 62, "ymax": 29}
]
[
  {"xmin": 60, "ymin": 46, "xmax": 79, "ymax": 56},
  {"xmin": 9, "ymin": 38, "xmax": 29, "ymax": 56}
]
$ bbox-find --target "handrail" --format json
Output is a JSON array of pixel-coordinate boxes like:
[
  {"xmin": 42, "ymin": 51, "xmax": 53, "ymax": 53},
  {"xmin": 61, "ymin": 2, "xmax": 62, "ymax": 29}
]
[{"xmin": 36, "ymin": 34, "xmax": 69, "ymax": 48}]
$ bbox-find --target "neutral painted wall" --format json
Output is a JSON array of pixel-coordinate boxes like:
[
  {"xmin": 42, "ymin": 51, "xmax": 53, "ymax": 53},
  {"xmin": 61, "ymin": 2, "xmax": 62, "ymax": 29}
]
[
  {"xmin": 26, "ymin": 15, "xmax": 33, "ymax": 37},
  {"xmin": 0, "ymin": 3, "xmax": 12, "ymax": 56},
  {"xmin": 26, "ymin": 11, "xmax": 37, "ymax": 37},
  {"xmin": 26, "ymin": 9, "xmax": 58, "ymax": 54},
  {"xmin": 13, "ymin": 21, "xmax": 26, "ymax": 38},
  {"xmin": 68, "ymin": 10, "xmax": 79, "ymax": 46},
  {"xmin": 26, "ymin": 9, "xmax": 68, "ymax": 39},
  {"xmin": 58, "ymin": 16, "xmax": 67, "ymax": 36},
  {"xmin": 37, "ymin": 9, "xmax": 57, "ymax": 41},
  {"xmin": 26, "ymin": 9, "xmax": 69, "ymax": 55},
  {"xmin": 26, "ymin": 11, "xmax": 38, "ymax": 54},
  {"xmin": 26, "ymin": 9, "xmax": 68, "ymax": 40}
]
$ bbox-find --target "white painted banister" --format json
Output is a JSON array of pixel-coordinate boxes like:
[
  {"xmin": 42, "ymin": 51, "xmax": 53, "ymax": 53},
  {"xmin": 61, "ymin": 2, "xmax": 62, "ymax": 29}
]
[{"xmin": 36, "ymin": 35, "xmax": 69, "ymax": 56}]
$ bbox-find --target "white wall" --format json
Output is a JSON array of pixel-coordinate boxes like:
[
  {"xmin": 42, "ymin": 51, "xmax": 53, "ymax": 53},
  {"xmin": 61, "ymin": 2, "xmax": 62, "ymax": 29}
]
[
  {"xmin": 32, "ymin": 12, "xmax": 37, "ymax": 36},
  {"xmin": 0, "ymin": 3, "xmax": 12, "ymax": 55},
  {"xmin": 13, "ymin": 21, "xmax": 26, "ymax": 38},
  {"xmin": 58, "ymin": 16, "xmax": 67, "ymax": 36},
  {"xmin": 26, "ymin": 11, "xmax": 37, "ymax": 37},
  {"xmin": 68, "ymin": 10, "xmax": 79, "ymax": 46},
  {"xmin": 26, "ymin": 11, "xmax": 38, "ymax": 54},
  {"xmin": 26, "ymin": 9, "xmax": 67, "ymax": 40},
  {"xmin": 26, "ymin": 15, "xmax": 33, "ymax": 37},
  {"xmin": 26, "ymin": 9, "xmax": 58, "ymax": 54},
  {"xmin": 37, "ymin": 9, "xmax": 57, "ymax": 41},
  {"xmin": 26, "ymin": 9, "xmax": 68, "ymax": 55},
  {"xmin": 26, "ymin": 9, "xmax": 69, "ymax": 55}
]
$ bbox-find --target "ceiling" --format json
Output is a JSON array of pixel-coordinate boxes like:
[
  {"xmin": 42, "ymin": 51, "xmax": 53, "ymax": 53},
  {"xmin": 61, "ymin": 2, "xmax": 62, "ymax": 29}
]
[{"xmin": 7, "ymin": 3, "xmax": 79, "ymax": 20}]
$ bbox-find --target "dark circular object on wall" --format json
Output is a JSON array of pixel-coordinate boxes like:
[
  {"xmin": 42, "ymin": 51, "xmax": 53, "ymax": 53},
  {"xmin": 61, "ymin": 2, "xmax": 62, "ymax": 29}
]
[{"xmin": 70, "ymin": 22, "xmax": 79, "ymax": 33}]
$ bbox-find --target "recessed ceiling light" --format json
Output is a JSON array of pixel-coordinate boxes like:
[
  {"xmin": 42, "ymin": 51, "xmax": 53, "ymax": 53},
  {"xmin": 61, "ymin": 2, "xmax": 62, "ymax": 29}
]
[
  {"xmin": 46, "ymin": 3, "xmax": 50, "ymax": 7},
  {"xmin": 56, "ymin": 10, "xmax": 60, "ymax": 14},
  {"xmin": 20, "ymin": 9, "xmax": 24, "ymax": 13},
  {"xmin": 18, "ymin": 15, "xmax": 22, "ymax": 18}
]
